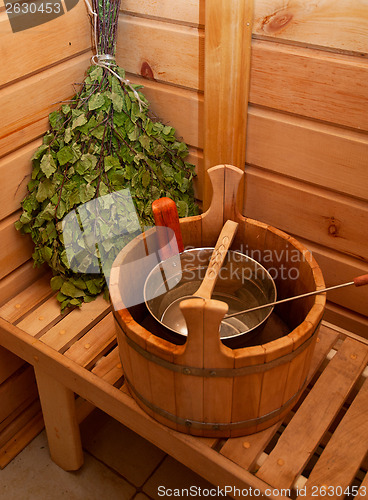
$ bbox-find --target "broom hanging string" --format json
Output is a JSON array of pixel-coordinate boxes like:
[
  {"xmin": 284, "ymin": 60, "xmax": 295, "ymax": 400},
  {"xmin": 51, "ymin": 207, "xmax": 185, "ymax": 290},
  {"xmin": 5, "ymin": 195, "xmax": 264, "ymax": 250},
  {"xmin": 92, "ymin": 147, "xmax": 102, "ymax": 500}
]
[{"xmin": 84, "ymin": 0, "xmax": 147, "ymax": 111}]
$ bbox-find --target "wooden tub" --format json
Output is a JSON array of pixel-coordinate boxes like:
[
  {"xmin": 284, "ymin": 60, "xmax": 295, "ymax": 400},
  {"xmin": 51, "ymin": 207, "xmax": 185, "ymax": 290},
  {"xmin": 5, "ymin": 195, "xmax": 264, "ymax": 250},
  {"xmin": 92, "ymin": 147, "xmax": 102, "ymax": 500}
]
[{"xmin": 110, "ymin": 164, "xmax": 326, "ymax": 437}]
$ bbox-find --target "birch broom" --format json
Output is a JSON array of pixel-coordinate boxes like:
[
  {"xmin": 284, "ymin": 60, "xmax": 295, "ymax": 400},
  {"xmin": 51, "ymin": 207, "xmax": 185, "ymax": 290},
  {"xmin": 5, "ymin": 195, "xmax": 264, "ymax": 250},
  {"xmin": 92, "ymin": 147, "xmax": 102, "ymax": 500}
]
[{"xmin": 16, "ymin": 0, "xmax": 198, "ymax": 311}]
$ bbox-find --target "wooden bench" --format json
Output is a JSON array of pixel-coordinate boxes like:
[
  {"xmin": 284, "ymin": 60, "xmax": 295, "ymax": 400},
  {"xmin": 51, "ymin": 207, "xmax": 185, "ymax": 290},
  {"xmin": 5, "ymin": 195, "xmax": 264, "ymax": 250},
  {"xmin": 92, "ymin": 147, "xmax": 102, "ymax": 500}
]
[{"xmin": 0, "ymin": 271, "xmax": 367, "ymax": 499}]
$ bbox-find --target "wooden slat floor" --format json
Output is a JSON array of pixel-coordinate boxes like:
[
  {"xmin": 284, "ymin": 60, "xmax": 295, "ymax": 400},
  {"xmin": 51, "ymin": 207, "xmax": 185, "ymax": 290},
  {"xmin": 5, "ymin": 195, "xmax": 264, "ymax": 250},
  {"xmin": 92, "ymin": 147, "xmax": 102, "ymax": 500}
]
[{"xmin": 0, "ymin": 275, "xmax": 367, "ymax": 499}]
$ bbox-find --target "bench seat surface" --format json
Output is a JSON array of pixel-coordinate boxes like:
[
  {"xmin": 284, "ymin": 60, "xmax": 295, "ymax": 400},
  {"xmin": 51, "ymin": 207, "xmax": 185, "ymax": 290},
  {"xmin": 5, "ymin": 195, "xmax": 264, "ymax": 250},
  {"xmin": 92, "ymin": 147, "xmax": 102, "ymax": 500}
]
[{"xmin": 0, "ymin": 275, "xmax": 367, "ymax": 499}]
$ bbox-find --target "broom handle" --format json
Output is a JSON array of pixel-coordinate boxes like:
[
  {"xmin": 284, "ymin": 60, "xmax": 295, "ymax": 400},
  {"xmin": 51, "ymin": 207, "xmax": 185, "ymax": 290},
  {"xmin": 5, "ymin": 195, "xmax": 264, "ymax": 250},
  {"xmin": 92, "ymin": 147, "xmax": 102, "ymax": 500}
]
[{"xmin": 225, "ymin": 274, "xmax": 368, "ymax": 318}]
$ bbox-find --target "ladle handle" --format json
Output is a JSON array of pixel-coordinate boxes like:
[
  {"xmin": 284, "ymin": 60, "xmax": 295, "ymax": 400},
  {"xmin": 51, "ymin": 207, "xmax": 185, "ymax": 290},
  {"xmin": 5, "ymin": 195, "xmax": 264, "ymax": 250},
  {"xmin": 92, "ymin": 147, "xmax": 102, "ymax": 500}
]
[
  {"xmin": 195, "ymin": 219, "xmax": 238, "ymax": 300},
  {"xmin": 225, "ymin": 273, "xmax": 368, "ymax": 319},
  {"xmin": 152, "ymin": 197, "xmax": 184, "ymax": 258}
]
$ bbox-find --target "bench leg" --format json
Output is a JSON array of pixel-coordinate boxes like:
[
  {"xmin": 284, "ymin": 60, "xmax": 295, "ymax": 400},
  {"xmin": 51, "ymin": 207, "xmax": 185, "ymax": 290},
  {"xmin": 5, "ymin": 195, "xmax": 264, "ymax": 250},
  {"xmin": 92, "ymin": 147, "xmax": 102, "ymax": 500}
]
[{"xmin": 34, "ymin": 365, "xmax": 84, "ymax": 471}]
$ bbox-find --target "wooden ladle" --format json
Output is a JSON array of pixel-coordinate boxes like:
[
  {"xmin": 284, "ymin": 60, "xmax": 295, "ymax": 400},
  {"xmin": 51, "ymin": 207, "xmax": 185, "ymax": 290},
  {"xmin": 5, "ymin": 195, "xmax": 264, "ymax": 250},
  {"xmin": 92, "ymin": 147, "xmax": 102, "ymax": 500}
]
[{"xmin": 159, "ymin": 219, "xmax": 238, "ymax": 335}]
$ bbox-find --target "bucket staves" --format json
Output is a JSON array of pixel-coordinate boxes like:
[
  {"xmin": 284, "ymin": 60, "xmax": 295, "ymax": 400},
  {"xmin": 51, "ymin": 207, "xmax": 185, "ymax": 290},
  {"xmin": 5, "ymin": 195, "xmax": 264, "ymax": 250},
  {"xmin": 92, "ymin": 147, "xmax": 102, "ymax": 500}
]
[{"xmin": 111, "ymin": 165, "xmax": 326, "ymax": 437}]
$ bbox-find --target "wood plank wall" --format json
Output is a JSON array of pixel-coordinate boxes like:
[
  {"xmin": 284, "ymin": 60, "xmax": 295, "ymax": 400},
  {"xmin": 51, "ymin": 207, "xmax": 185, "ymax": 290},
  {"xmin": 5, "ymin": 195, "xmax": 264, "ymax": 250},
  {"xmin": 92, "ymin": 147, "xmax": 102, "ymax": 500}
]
[
  {"xmin": 0, "ymin": 1, "xmax": 94, "ymax": 457},
  {"xmin": 118, "ymin": 0, "xmax": 368, "ymax": 337},
  {"xmin": 0, "ymin": 1, "xmax": 92, "ymax": 303},
  {"xmin": 0, "ymin": 0, "xmax": 367, "ymax": 340}
]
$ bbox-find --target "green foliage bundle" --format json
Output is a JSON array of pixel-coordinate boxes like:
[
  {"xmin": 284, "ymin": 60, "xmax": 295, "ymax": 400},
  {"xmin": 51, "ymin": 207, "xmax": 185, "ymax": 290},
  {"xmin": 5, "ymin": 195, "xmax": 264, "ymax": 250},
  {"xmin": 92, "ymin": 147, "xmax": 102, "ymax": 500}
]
[{"xmin": 16, "ymin": 0, "xmax": 198, "ymax": 311}]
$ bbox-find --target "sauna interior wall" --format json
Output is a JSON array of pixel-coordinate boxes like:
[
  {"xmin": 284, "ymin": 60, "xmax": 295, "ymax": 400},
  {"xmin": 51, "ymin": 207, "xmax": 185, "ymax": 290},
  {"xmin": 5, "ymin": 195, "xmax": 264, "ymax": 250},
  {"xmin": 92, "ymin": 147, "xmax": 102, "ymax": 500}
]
[
  {"xmin": 0, "ymin": 0, "xmax": 367, "ymax": 342},
  {"xmin": 117, "ymin": 0, "xmax": 368, "ymax": 337},
  {"xmin": 0, "ymin": 1, "xmax": 93, "ymax": 461}
]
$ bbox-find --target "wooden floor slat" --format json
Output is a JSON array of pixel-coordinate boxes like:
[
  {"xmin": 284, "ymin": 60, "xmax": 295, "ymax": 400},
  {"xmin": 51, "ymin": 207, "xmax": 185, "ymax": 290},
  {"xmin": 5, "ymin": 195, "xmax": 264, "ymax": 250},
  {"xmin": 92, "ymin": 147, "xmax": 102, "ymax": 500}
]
[
  {"xmin": 220, "ymin": 423, "xmax": 280, "ymax": 472},
  {"xmin": 0, "ymin": 275, "xmax": 52, "ymax": 324},
  {"xmin": 303, "ymin": 376, "xmax": 368, "ymax": 499},
  {"xmin": 256, "ymin": 337, "xmax": 368, "ymax": 490},
  {"xmin": 39, "ymin": 295, "xmax": 110, "ymax": 352},
  {"xmin": 219, "ymin": 324, "xmax": 339, "ymax": 471},
  {"xmin": 16, "ymin": 295, "xmax": 65, "ymax": 338},
  {"xmin": 64, "ymin": 313, "xmax": 116, "ymax": 369},
  {"xmin": 91, "ymin": 347, "xmax": 121, "ymax": 379},
  {"xmin": 0, "ymin": 411, "xmax": 44, "ymax": 469},
  {"xmin": 355, "ymin": 473, "xmax": 368, "ymax": 498},
  {"xmin": 308, "ymin": 325, "xmax": 340, "ymax": 376},
  {"xmin": 0, "ymin": 275, "xmax": 367, "ymax": 497},
  {"xmin": 0, "ymin": 399, "xmax": 41, "ymax": 449}
]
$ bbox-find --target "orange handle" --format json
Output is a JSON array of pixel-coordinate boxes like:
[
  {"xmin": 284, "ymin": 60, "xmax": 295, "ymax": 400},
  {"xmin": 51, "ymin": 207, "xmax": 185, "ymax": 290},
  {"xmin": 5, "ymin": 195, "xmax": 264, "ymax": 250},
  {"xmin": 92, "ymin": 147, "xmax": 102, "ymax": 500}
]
[
  {"xmin": 152, "ymin": 197, "xmax": 184, "ymax": 257},
  {"xmin": 353, "ymin": 274, "xmax": 368, "ymax": 287}
]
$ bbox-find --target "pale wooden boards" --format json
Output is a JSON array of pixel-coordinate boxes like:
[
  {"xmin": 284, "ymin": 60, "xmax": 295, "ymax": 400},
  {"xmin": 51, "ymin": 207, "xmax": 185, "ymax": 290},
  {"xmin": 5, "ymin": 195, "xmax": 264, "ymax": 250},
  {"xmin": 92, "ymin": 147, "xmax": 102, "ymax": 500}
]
[
  {"xmin": 252, "ymin": 0, "xmax": 368, "ymax": 54},
  {"xmin": 1, "ymin": 0, "xmax": 367, "ymax": 342},
  {"xmin": 324, "ymin": 304, "xmax": 368, "ymax": 341},
  {"xmin": 245, "ymin": 107, "xmax": 368, "ymax": 201},
  {"xmin": 122, "ymin": 0, "xmax": 368, "ymax": 54},
  {"xmin": 219, "ymin": 325, "xmax": 339, "ymax": 471},
  {"xmin": 0, "ymin": 2, "xmax": 90, "ymax": 87},
  {"xmin": 303, "ymin": 376, "xmax": 368, "ymax": 499},
  {"xmin": 0, "ymin": 399, "xmax": 44, "ymax": 469},
  {"xmin": 0, "ymin": 213, "xmax": 35, "ymax": 281},
  {"xmin": 203, "ymin": 0, "xmax": 253, "ymax": 209},
  {"xmin": 116, "ymin": 15, "xmax": 368, "ymax": 131},
  {"xmin": 0, "ymin": 275, "xmax": 53, "ymax": 324},
  {"xmin": 1, "ymin": 274, "xmax": 368, "ymax": 498},
  {"xmin": 1, "ymin": 52, "xmax": 92, "ymax": 140},
  {"xmin": 256, "ymin": 337, "xmax": 368, "ymax": 490}
]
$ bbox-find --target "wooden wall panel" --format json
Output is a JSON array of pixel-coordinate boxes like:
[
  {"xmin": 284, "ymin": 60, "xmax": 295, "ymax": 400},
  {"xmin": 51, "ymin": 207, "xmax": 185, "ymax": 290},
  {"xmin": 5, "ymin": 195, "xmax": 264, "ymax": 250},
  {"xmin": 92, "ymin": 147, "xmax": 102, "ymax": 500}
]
[
  {"xmin": 295, "ymin": 237, "xmax": 368, "ymax": 319},
  {"xmin": 117, "ymin": 5, "xmax": 368, "ymax": 336},
  {"xmin": 244, "ymin": 167, "xmax": 368, "ymax": 260},
  {"xmin": 250, "ymin": 41, "xmax": 368, "ymax": 131},
  {"xmin": 116, "ymin": 15, "xmax": 203, "ymax": 91},
  {"xmin": 188, "ymin": 148, "xmax": 204, "ymax": 201},
  {"xmin": 0, "ymin": 117, "xmax": 48, "ymax": 159},
  {"xmin": 0, "ymin": 141, "xmax": 40, "ymax": 220},
  {"xmin": 122, "ymin": 0, "xmax": 204, "ymax": 27},
  {"xmin": 246, "ymin": 108, "xmax": 368, "ymax": 201},
  {"xmin": 128, "ymin": 75, "xmax": 203, "ymax": 149},
  {"xmin": 0, "ymin": 261, "xmax": 46, "ymax": 307},
  {"xmin": 117, "ymin": 14, "xmax": 368, "ymax": 130},
  {"xmin": 0, "ymin": 0, "xmax": 367, "ymax": 339},
  {"xmin": 0, "ymin": 52, "xmax": 92, "ymax": 140},
  {"xmin": 253, "ymin": 0, "xmax": 368, "ymax": 55},
  {"xmin": 91, "ymin": 77, "xmax": 368, "ymax": 203},
  {"xmin": 324, "ymin": 305, "xmax": 368, "ymax": 341},
  {"xmin": 122, "ymin": 1, "xmax": 368, "ymax": 55},
  {"xmin": 0, "ymin": 213, "xmax": 34, "ymax": 280},
  {"xmin": 0, "ymin": 1, "xmax": 92, "ymax": 304},
  {"xmin": 0, "ymin": 3, "xmax": 91, "ymax": 87}
]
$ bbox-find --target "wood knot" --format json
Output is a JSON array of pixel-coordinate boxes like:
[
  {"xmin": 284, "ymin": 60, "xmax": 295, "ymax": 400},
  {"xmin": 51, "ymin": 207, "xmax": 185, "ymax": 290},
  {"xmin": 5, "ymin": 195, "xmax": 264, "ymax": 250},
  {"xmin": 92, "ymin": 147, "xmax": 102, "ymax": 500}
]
[
  {"xmin": 262, "ymin": 10, "xmax": 293, "ymax": 34},
  {"xmin": 327, "ymin": 217, "xmax": 341, "ymax": 238},
  {"xmin": 141, "ymin": 61, "xmax": 155, "ymax": 80}
]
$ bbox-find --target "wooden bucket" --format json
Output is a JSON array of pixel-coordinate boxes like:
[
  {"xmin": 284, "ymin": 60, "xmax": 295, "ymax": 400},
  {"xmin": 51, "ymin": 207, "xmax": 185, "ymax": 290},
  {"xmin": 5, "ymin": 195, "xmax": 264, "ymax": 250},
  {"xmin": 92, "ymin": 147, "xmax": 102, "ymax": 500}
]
[{"xmin": 110, "ymin": 165, "xmax": 326, "ymax": 437}]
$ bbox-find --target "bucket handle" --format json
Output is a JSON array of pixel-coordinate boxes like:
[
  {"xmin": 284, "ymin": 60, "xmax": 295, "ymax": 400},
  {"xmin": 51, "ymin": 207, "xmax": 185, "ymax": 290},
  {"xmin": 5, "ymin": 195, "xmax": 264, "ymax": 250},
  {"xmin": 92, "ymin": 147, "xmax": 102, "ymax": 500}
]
[
  {"xmin": 202, "ymin": 164, "xmax": 245, "ymax": 229},
  {"xmin": 176, "ymin": 298, "xmax": 234, "ymax": 368}
]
